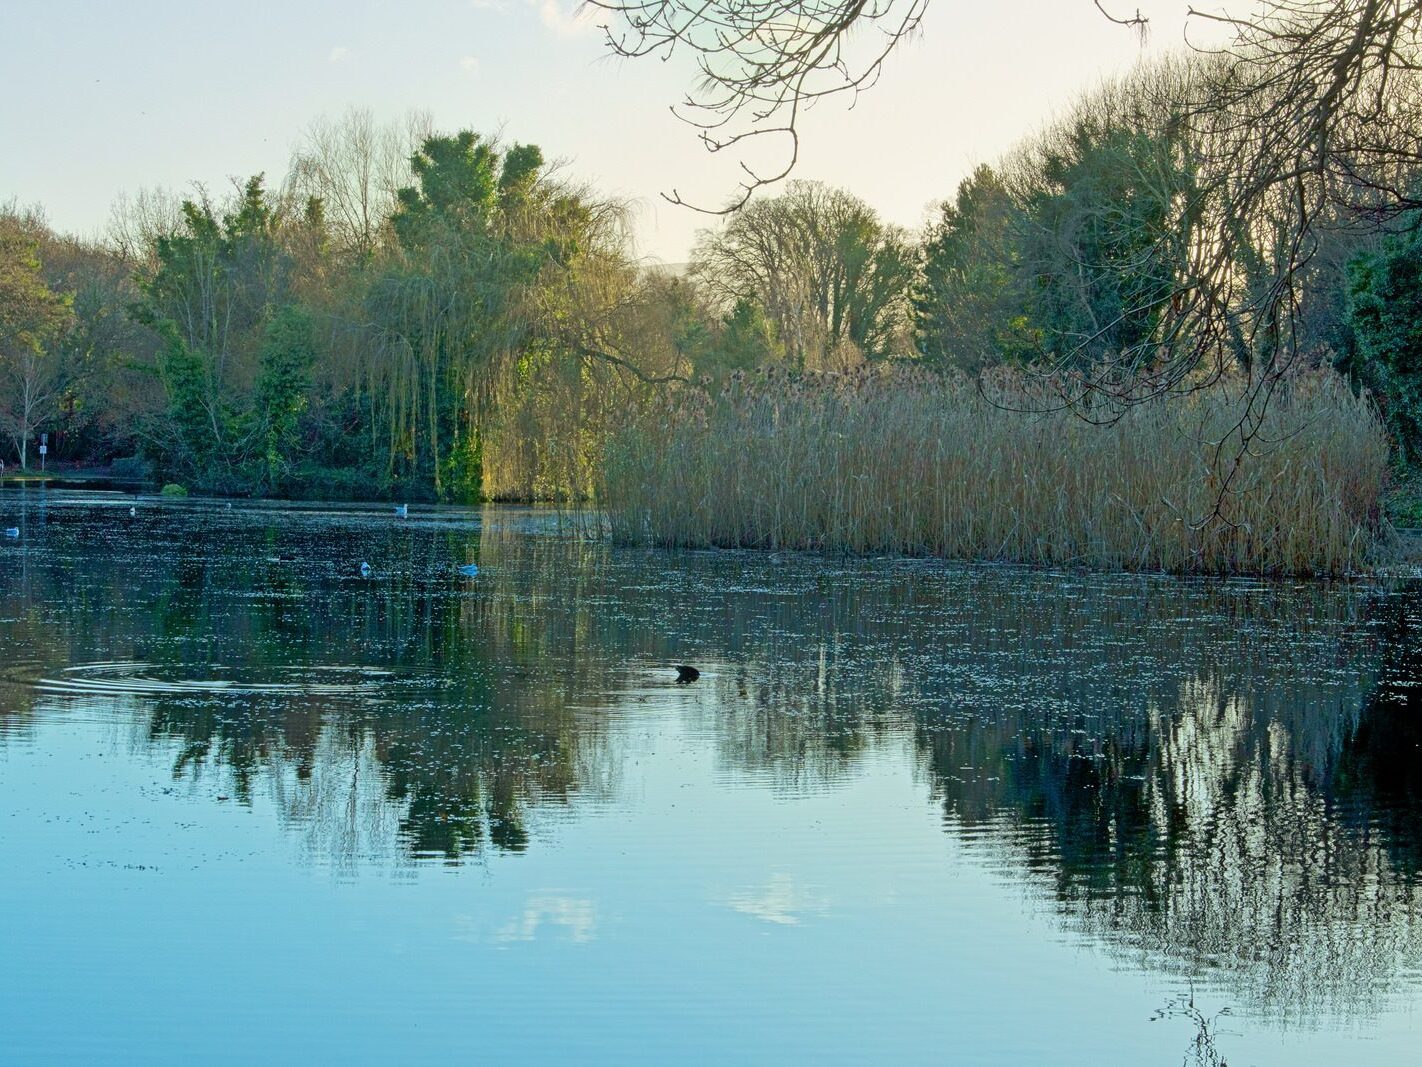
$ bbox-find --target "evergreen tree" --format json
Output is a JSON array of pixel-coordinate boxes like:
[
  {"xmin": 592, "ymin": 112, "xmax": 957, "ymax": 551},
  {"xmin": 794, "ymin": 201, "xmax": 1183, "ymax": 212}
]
[
  {"xmin": 1344, "ymin": 223, "xmax": 1422, "ymax": 460},
  {"xmin": 915, "ymin": 165, "xmax": 1036, "ymax": 372}
]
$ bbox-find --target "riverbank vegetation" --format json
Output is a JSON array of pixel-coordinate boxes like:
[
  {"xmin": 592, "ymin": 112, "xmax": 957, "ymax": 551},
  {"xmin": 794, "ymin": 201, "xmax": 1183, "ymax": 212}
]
[
  {"xmin": 604, "ymin": 365, "xmax": 1387, "ymax": 575},
  {"xmin": 4, "ymin": 4, "xmax": 1422, "ymax": 572}
]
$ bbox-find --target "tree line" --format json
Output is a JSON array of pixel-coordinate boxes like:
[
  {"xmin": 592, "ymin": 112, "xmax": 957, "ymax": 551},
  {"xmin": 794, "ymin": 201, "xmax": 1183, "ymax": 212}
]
[
  {"xmin": 4, "ymin": 42, "xmax": 1422, "ymax": 500},
  {"xmin": 0, "ymin": 113, "xmax": 919, "ymax": 500},
  {"xmin": 2, "ymin": 112, "xmax": 686, "ymax": 501}
]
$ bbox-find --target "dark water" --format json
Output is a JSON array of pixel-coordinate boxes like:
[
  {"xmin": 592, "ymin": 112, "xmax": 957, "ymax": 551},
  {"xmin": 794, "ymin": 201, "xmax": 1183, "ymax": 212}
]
[{"xmin": 2, "ymin": 490, "xmax": 1421, "ymax": 1064}]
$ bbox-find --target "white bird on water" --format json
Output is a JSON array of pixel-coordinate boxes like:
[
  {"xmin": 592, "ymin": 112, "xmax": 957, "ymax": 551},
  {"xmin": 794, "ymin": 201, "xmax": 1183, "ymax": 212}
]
[
  {"xmin": 4, "ymin": 528, "xmax": 18, "ymax": 538},
  {"xmin": 395, "ymin": 504, "xmax": 409, "ymax": 519},
  {"xmin": 359, "ymin": 562, "xmax": 371, "ymax": 578},
  {"xmin": 129, "ymin": 506, "xmax": 136, "ymax": 517}
]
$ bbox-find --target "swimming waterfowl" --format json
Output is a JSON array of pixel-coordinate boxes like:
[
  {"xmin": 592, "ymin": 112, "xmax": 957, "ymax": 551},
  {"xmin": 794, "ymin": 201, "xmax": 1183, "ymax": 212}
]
[{"xmin": 675, "ymin": 665, "xmax": 700, "ymax": 684}]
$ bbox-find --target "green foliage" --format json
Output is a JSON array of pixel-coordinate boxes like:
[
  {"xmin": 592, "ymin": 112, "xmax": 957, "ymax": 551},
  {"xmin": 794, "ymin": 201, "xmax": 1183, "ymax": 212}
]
[
  {"xmin": 374, "ymin": 132, "xmax": 550, "ymax": 499},
  {"xmin": 368, "ymin": 128, "xmax": 640, "ymax": 502},
  {"xmin": 394, "ymin": 133, "xmax": 496, "ymax": 246},
  {"xmin": 131, "ymin": 176, "xmax": 294, "ymax": 491},
  {"xmin": 133, "ymin": 176, "xmax": 289, "ymax": 358},
  {"xmin": 915, "ymin": 165, "xmax": 1037, "ymax": 371},
  {"xmin": 151, "ymin": 323, "xmax": 223, "ymax": 481},
  {"xmin": 0, "ymin": 215, "xmax": 74, "ymax": 466},
  {"xmin": 254, "ymin": 305, "xmax": 315, "ymax": 493},
  {"xmin": 7, "ymin": 127, "xmax": 684, "ymax": 501},
  {"xmin": 915, "ymin": 113, "xmax": 1194, "ymax": 374},
  {"xmin": 701, "ymin": 299, "xmax": 782, "ymax": 376},
  {"xmin": 0, "ymin": 220, "xmax": 71, "ymax": 354},
  {"xmin": 392, "ymin": 132, "xmax": 546, "ymax": 253},
  {"xmin": 1387, "ymin": 477, "xmax": 1422, "ymax": 528},
  {"xmin": 283, "ymin": 462, "xmax": 388, "ymax": 502},
  {"xmin": 1343, "ymin": 222, "xmax": 1422, "ymax": 461},
  {"xmin": 1016, "ymin": 118, "xmax": 1194, "ymax": 367},
  {"xmin": 9, "ymin": 89, "xmax": 1405, "ymax": 521},
  {"xmin": 439, "ymin": 429, "xmax": 484, "ymax": 505},
  {"xmin": 160, "ymin": 482, "xmax": 188, "ymax": 497}
]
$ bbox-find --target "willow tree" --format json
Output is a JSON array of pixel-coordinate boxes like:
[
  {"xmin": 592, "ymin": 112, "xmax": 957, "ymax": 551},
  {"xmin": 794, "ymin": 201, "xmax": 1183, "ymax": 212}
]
[
  {"xmin": 487, "ymin": 200, "xmax": 630, "ymax": 501},
  {"xmin": 360, "ymin": 133, "xmax": 541, "ymax": 499},
  {"xmin": 364, "ymin": 131, "xmax": 656, "ymax": 502}
]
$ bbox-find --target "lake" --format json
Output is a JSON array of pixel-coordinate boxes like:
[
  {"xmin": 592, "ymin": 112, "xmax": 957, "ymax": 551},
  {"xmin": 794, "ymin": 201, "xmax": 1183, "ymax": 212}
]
[{"xmin": 2, "ymin": 489, "xmax": 1420, "ymax": 1064}]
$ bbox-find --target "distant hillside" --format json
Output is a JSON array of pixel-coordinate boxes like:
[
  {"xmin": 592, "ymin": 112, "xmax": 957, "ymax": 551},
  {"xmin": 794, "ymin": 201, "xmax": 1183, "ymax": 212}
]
[{"xmin": 641, "ymin": 260, "xmax": 689, "ymax": 279}]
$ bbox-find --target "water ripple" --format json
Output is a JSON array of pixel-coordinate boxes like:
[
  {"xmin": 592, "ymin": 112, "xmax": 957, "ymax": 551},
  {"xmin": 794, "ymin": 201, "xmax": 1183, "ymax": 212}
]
[{"xmin": 33, "ymin": 661, "xmax": 393, "ymax": 698}]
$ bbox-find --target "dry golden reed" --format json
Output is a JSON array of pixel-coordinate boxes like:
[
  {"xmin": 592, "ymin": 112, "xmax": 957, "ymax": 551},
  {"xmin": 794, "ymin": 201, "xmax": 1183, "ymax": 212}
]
[{"xmin": 601, "ymin": 365, "xmax": 1390, "ymax": 576}]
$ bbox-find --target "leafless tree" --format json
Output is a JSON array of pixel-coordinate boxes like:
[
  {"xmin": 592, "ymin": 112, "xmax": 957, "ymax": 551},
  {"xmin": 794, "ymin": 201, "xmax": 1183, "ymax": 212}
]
[
  {"xmin": 589, "ymin": 1, "xmax": 1148, "ymax": 211},
  {"xmin": 287, "ymin": 108, "xmax": 433, "ymax": 261},
  {"xmin": 107, "ymin": 186, "xmax": 185, "ymax": 265},
  {"xmin": 692, "ymin": 180, "xmax": 914, "ymax": 366},
  {"xmin": 589, "ymin": 0, "xmax": 934, "ymax": 210}
]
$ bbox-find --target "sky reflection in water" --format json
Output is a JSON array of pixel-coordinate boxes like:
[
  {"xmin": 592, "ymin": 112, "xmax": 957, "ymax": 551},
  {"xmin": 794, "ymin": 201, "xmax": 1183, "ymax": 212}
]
[{"xmin": 1, "ymin": 490, "xmax": 1420, "ymax": 1064}]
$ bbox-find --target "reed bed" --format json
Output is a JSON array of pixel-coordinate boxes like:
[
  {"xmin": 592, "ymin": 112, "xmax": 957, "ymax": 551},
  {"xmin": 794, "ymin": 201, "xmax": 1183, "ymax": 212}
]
[{"xmin": 601, "ymin": 365, "xmax": 1390, "ymax": 576}]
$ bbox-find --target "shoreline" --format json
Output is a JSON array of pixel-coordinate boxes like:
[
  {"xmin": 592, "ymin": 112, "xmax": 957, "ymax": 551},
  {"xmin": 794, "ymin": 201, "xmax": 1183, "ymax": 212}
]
[{"xmin": 5, "ymin": 483, "xmax": 1419, "ymax": 578}]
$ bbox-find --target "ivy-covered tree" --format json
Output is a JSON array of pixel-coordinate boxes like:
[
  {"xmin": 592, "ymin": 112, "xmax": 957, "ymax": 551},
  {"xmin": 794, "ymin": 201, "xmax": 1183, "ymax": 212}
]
[
  {"xmin": 253, "ymin": 305, "xmax": 316, "ymax": 494},
  {"xmin": 130, "ymin": 175, "xmax": 294, "ymax": 487},
  {"xmin": 367, "ymin": 130, "xmax": 655, "ymax": 503},
  {"xmin": 367, "ymin": 132, "xmax": 550, "ymax": 501},
  {"xmin": 1343, "ymin": 223, "xmax": 1422, "ymax": 461}
]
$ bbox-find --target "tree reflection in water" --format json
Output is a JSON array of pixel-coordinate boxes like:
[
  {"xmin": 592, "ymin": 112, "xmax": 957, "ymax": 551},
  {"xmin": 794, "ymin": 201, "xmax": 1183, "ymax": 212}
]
[{"xmin": 1, "ymin": 496, "xmax": 1419, "ymax": 1020}]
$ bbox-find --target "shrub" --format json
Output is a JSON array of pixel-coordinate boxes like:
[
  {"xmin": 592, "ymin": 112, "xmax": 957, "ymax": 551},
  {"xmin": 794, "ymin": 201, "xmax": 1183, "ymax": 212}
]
[{"xmin": 160, "ymin": 483, "xmax": 189, "ymax": 498}]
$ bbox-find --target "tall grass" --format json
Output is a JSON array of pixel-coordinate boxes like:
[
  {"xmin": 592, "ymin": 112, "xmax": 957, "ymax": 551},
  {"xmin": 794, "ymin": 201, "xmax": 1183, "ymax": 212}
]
[{"xmin": 601, "ymin": 365, "xmax": 1390, "ymax": 575}]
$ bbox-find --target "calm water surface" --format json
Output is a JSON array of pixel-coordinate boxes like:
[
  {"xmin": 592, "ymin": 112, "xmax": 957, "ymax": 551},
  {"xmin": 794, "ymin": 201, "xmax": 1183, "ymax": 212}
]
[{"xmin": 2, "ymin": 490, "xmax": 1421, "ymax": 1064}]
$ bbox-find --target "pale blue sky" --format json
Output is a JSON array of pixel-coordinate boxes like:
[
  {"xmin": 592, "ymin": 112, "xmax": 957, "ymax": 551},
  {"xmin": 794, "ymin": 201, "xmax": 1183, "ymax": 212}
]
[{"xmin": 2, "ymin": 1, "xmax": 1218, "ymax": 261}]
